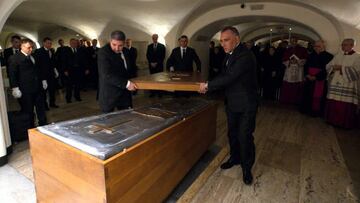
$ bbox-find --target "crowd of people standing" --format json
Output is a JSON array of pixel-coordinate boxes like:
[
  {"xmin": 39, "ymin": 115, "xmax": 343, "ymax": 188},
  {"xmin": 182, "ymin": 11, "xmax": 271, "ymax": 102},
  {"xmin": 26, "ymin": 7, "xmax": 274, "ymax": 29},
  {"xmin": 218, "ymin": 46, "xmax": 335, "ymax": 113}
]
[{"xmin": 209, "ymin": 37, "xmax": 359, "ymax": 129}]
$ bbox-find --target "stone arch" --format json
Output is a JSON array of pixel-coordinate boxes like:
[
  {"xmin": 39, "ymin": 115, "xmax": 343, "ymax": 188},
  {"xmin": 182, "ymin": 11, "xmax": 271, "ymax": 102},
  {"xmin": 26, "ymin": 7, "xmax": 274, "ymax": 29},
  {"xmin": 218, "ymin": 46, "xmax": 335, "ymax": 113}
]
[{"xmin": 182, "ymin": 2, "xmax": 342, "ymax": 53}]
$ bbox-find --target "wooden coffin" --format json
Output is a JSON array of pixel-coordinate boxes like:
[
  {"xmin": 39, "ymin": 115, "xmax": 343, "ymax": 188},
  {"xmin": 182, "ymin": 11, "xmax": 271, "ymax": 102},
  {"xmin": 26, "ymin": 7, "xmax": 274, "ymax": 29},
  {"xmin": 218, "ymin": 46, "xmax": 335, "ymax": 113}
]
[{"xmin": 29, "ymin": 102, "xmax": 217, "ymax": 202}]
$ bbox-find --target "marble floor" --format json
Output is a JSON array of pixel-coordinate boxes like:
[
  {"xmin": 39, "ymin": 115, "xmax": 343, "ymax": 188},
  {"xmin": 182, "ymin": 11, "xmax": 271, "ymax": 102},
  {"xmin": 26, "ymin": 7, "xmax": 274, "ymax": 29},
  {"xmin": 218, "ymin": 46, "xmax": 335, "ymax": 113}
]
[{"xmin": 1, "ymin": 90, "xmax": 359, "ymax": 203}]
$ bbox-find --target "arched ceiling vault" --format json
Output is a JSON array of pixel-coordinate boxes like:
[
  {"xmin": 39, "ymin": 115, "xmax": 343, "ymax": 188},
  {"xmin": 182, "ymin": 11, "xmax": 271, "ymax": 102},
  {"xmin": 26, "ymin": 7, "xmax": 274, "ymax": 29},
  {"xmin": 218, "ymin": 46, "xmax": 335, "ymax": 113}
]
[{"xmin": 1, "ymin": 0, "xmax": 359, "ymax": 51}]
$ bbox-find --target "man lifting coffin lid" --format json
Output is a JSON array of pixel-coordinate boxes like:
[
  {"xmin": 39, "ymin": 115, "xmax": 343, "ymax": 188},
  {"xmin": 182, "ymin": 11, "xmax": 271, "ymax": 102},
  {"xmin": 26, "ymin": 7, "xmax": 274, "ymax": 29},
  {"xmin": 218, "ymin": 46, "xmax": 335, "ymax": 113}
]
[
  {"xmin": 199, "ymin": 26, "xmax": 259, "ymax": 185},
  {"xmin": 97, "ymin": 30, "xmax": 137, "ymax": 113}
]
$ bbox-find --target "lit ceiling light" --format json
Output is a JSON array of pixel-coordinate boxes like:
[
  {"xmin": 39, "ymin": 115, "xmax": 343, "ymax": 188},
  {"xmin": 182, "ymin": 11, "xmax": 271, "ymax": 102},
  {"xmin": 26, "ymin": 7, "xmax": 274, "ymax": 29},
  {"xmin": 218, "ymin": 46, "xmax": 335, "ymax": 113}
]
[
  {"xmin": 77, "ymin": 25, "xmax": 98, "ymax": 39},
  {"xmin": 149, "ymin": 24, "xmax": 170, "ymax": 45}
]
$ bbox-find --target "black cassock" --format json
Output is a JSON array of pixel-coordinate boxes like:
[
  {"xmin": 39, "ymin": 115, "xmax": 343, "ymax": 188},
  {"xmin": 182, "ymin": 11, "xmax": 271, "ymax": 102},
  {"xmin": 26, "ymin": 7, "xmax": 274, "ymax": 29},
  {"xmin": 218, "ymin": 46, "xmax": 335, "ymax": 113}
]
[
  {"xmin": 300, "ymin": 51, "xmax": 333, "ymax": 116},
  {"xmin": 261, "ymin": 53, "xmax": 282, "ymax": 100}
]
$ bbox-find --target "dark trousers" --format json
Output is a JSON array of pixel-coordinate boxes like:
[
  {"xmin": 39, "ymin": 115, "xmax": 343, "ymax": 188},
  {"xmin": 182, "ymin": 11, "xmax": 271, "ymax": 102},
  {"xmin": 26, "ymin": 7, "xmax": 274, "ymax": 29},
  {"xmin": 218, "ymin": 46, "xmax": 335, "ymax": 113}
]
[
  {"xmin": 102, "ymin": 104, "xmax": 132, "ymax": 114},
  {"xmin": 65, "ymin": 71, "xmax": 81, "ymax": 102},
  {"xmin": 101, "ymin": 92, "xmax": 133, "ymax": 113},
  {"xmin": 226, "ymin": 108, "xmax": 256, "ymax": 170},
  {"xmin": 149, "ymin": 66, "xmax": 163, "ymax": 96},
  {"xmin": 44, "ymin": 78, "xmax": 57, "ymax": 106},
  {"xmin": 300, "ymin": 80, "xmax": 327, "ymax": 116},
  {"xmin": 19, "ymin": 92, "xmax": 47, "ymax": 127}
]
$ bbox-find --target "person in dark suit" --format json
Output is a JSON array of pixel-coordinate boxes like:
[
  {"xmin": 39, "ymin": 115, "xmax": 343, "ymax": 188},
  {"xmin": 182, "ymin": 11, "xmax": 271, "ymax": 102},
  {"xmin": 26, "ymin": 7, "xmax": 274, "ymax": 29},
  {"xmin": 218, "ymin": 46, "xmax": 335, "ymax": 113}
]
[
  {"xmin": 4, "ymin": 35, "xmax": 21, "ymax": 76},
  {"xmin": 125, "ymin": 38, "xmax": 138, "ymax": 78},
  {"xmin": 166, "ymin": 35, "xmax": 201, "ymax": 72},
  {"xmin": 126, "ymin": 38, "xmax": 139, "ymax": 96},
  {"xmin": 97, "ymin": 30, "xmax": 137, "ymax": 113},
  {"xmin": 55, "ymin": 39, "xmax": 68, "ymax": 88},
  {"xmin": 8, "ymin": 38, "xmax": 48, "ymax": 127},
  {"xmin": 86, "ymin": 39, "xmax": 99, "ymax": 89},
  {"xmin": 199, "ymin": 26, "xmax": 258, "ymax": 185},
  {"xmin": 35, "ymin": 37, "xmax": 59, "ymax": 109},
  {"xmin": 146, "ymin": 34, "xmax": 166, "ymax": 97},
  {"xmin": 62, "ymin": 38, "xmax": 89, "ymax": 103}
]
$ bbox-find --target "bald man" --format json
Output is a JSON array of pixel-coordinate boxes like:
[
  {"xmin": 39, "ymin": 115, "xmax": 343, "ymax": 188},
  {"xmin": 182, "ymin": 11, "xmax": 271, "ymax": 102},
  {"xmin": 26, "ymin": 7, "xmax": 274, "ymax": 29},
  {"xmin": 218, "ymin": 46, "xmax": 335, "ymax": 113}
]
[{"xmin": 199, "ymin": 26, "xmax": 258, "ymax": 185}]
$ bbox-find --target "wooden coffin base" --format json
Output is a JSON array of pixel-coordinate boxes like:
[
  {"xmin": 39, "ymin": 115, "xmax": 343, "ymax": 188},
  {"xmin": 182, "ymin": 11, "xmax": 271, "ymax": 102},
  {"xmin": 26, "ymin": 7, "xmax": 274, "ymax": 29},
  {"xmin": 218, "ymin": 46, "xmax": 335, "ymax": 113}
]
[{"xmin": 29, "ymin": 103, "xmax": 217, "ymax": 202}]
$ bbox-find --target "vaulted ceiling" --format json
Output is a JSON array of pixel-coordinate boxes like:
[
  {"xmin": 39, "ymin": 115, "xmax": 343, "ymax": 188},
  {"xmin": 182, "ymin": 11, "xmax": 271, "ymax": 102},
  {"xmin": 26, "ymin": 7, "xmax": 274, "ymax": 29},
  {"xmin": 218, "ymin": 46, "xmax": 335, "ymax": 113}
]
[{"xmin": 0, "ymin": 0, "xmax": 358, "ymax": 48}]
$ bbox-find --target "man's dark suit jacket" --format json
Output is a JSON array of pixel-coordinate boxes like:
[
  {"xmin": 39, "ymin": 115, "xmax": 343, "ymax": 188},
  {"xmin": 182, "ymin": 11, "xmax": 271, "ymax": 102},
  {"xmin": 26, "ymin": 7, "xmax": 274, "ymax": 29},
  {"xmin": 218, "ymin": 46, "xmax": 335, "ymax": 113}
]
[
  {"xmin": 55, "ymin": 46, "xmax": 68, "ymax": 72},
  {"xmin": 62, "ymin": 47, "xmax": 89, "ymax": 76},
  {"xmin": 208, "ymin": 44, "xmax": 258, "ymax": 112},
  {"xmin": 8, "ymin": 52, "xmax": 43, "ymax": 94},
  {"xmin": 166, "ymin": 46, "xmax": 201, "ymax": 72},
  {"xmin": 4, "ymin": 47, "xmax": 17, "ymax": 67},
  {"xmin": 97, "ymin": 44, "xmax": 132, "ymax": 111},
  {"xmin": 4, "ymin": 47, "xmax": 19, "ymax": 75},
  {"xmin": 146, "ymin": 43, "xmax": 165, "ymax": 73},
  {"xmin": 127, "ymin": 47, "xmax": 138, "ymax": 78},
  {"xmin": 35, "ymin": 47, "xmax": 56, "ymax": 81},
  {"xmin": 86, "ymin": 46, "xmax": 99, "ymax": 67}
]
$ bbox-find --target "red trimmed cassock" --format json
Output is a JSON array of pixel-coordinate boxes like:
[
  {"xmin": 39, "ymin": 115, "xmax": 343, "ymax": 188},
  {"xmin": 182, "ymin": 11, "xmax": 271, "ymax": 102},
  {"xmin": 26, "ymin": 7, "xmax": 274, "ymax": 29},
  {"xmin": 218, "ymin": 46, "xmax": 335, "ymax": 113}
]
[
  {"xmin": 325, "ymin": 50, "xmax": 360, "ymax": 128},
  {"xmin": 280, "ymin": 45, "xmax": 308, "ymax": 104},
  {"xmin": 300, "ymin": 50, "xmax": 333, "ymax": 116}
]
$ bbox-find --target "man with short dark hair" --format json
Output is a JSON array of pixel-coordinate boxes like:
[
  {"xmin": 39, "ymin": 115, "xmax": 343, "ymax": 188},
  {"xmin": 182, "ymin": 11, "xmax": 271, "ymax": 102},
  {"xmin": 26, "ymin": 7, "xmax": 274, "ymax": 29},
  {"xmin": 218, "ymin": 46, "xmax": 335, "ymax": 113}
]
[
  {"xmin": 166, "ymin": 35, "xmax": 201, "ymax": 72},
  {"xmin": 35, "ymin": 37, "xmax": 59, "ymax": 109},
  {"xmin": 8, "ymin": 38, "xmax": 48, "ymax": 127},
  {"xmin": 4, "ymin": 35, "xmax": 21, "ymax": 75},
  {"xmin": 86, "ymin": 39, "xmax": 99, "ymax": 89},
  {"xmin": 199, "ymin": 26, "xmax": 258, "ymax": 185},
  {"xmin": 97, "ymin": 30, "xmax": 137, "ymax": 113}
]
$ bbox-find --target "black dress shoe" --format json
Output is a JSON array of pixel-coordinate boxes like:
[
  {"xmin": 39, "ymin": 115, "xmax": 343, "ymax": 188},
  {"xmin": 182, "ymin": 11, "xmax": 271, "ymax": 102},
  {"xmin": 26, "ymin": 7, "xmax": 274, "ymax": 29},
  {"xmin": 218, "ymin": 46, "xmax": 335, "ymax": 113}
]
[
  {"xmin": 50, "ymin": 104, "xmax": 59, "ymax": 108},
  {"xmin": 242, "ymin": 169, "xmax": 253, "ymax": 185},
  {"xmin": 75, "ymin": 98, "xmax": 82, "ymax": 101},
  {"xmin": 66, "ymin": 100, "xmax": 72, "ymax": 103},
  {"xmin": 220, "ymin": 158, "xmax": 240, "ymax": 170}
]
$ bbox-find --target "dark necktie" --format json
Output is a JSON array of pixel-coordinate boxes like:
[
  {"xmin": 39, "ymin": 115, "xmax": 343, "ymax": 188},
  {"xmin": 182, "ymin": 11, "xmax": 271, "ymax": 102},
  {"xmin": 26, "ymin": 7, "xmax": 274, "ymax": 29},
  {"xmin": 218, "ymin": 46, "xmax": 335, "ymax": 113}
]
[
  {"xmin": 27, "ymin": 55, "xmax": 34, "ymax": 64},
  {"xmin": 225, "ymin": 54, "xmax": 231, "ymax": 67},
  {"xmin": 182, "ymin": 48, "xmax": 186, "ymax": 59}
]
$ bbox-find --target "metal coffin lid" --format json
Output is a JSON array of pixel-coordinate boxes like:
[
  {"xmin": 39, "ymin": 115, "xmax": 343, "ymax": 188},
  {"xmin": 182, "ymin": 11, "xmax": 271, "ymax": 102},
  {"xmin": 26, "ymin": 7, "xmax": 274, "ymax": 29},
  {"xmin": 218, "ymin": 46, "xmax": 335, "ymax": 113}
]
[{"xmin": 37, "ymin": 98, "xmax": 211, "ymax": 160}]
